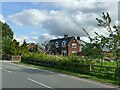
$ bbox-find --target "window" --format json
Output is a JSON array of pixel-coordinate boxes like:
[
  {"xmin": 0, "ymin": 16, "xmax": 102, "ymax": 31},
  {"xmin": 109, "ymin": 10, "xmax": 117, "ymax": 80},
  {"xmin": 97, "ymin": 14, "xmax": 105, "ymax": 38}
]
[
  {"xmin": 62, "ymin": 41, "xmax": 66, "ymax": 47},
  {"xmin": 61, "ymin": 50, "xmax": 67, "ymax": 56},
  {"xmin": 73, "ymin": 40, "xmax": 75, "ymax": 42},
  {"xmin": 55, "ymin": 41, "xmax": 59, "ymax": 48},
  {"xmin": 72, "ymin": 43, "xmax": 76, "ymax": 48}
]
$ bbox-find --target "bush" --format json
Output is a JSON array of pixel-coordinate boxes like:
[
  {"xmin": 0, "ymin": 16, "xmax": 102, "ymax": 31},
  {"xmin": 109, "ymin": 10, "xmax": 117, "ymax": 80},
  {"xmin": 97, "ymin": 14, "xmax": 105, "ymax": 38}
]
[{"xmin": 21, "ymin": 53, "xmax": 91, "ymax": 73}]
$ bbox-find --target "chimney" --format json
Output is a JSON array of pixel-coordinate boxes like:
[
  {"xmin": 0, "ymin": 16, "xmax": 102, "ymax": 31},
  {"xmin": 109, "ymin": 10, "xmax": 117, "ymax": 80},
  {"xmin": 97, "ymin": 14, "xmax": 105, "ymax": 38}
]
[
  {"xmin": 64, "ymin": 34, "xmax": 68, "ymax": 39},
  {"xmin": 77, "ymin": 36, "xmax": 80, "ymax": 40}
]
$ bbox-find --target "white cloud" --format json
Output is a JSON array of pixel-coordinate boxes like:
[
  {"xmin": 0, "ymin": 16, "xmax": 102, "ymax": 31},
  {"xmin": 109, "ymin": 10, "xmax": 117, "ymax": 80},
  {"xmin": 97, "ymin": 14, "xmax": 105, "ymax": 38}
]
[
  {"xmin": 0, "ymin": 15, "xmax": 5, "ymax": 23},
  {"xmin": 59, "ymin": 0, "xmax": 97, "ymax": 10},
  {"xmin": 80, "ymin": 36, "xmax": 90, "ymax": 43},
  {"xmin": 7, "ymin": 9, "xmax": 48, "ymax": 26},
  {"xmin": 14, "ymin": 35, "xmax": 28, "ymax": 45},
  {"xmin": 8, "ymin": 1, "xmax": 118, "ymax": 43},
  {"xmin": 31, "ymin": 33, "xmax": 56, "ymax": 44}
]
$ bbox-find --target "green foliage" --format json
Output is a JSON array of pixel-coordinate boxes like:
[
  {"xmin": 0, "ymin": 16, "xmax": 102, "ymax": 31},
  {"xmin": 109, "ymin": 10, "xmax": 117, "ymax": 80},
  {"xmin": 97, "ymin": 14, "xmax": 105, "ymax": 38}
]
[
  {"xmin": 67, "ymin": 54, "xmax": 80, "ymax": 62},
  {"xmin": 82, "ymin": 43, "xmax": 103, "ymax": 59},
  {"xmin": 2, "ymin": 22, "xmax": 13, "ymax": 40},
  {"xmin": 11, "ymin": 39, "xmax": 21, "ymax": 55},
  {"xmin": 34, "ymin": 44, "xmax": 40, "ymax": 52},
  {"xmin": 96, "ymin": 12, "xmax": 120, "ymax": 59},
  {"xmin": 81, "ymin": 12, "xmax": 120, "ymax": 61},
  {"xmin": 1, "ymin": 21, "xmax": 22, "ymax": 57},
  {"xmin": 21, "ymin": 39, "xmax": 28, "ymax": 55},
  {"xmin": 1, "ymin": 21, "xmax": 13, "ymax": 54}
]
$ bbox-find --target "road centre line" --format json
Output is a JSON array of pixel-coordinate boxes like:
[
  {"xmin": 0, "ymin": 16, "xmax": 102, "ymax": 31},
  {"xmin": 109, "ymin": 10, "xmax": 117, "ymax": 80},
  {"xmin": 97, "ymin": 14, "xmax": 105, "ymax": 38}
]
[
  {"xmin": 27, "ymin": 78, "xmax": 54, "ymax": 89},
  {"xmin": 2, "ymin": 68, "xmax": 12, "ymax": 73},
  {"xmin": 58, "ymin": 74, "xmax": 68, "ymax": 77}
]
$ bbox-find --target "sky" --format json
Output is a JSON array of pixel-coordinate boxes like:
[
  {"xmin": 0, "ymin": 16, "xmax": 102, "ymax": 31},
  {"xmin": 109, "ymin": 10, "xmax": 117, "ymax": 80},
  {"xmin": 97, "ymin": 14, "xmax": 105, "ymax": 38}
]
[{"xmin": 0, "ymin": 0, "xmax": 119, "ymax": 45}]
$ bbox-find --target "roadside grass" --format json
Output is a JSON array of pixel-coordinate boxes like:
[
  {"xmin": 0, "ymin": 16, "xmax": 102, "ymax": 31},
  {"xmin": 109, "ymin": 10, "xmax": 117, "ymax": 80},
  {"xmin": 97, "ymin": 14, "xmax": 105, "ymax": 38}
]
[
  {"xmin": 95, "ymin": 61, "xmax": 117, "ymax": 67},
  {"xmin": 15, "ymin": 62, "xmax": 119, "ymax": 87}
]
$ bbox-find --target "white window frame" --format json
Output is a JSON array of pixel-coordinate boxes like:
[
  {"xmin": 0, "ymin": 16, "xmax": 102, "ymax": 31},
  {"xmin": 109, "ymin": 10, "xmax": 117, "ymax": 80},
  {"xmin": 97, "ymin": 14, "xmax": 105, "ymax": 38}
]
[
  {"xmin": 62, "ymin": 40, "xmax": 66, "ymax": 47},
  {"xmin": 61, "ymin": 50, "xmax": 67, "ymax": 56},
  {"xmin": 55, "ymin": 41, "xmax": 59, "ymax": 48},
  {"xmin": 72, "ymin": 43, "xmax": 77, "ymax": 48}
]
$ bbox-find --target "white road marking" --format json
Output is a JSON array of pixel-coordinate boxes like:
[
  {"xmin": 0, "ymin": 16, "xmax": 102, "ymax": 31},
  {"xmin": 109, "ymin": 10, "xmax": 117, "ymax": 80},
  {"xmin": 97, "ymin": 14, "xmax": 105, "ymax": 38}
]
[
  {"xmin": 27, "ymin": 78, "xmax": 53, "ymax": 89},
  {"xmin": 0, "ymin": 67, "xmax": 12, "ymax": 73},
  {"xmin": 3, "ymin": 69, "xmax": 12, "ymax": 73},
  {"xmin": 58, "ymin": 74, "xmax": 68, "ymax": 77}
]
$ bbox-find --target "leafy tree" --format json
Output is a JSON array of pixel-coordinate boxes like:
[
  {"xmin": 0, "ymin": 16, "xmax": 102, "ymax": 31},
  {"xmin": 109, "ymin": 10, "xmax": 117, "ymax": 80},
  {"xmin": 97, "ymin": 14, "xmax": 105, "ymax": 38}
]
[
  {"xmin": 81, "ymin": 12, "xmax": 120, "ymax": 60},
  {"xmin": 1, "ymin": 21, "xmax": 13, "ymax": 54},
  {"xmin": 34, "ymin": 44, "xmax": 39, "ymax": 52},
  {"xmin": 96, "ymin": 12, "xmax": 120, "ymax": 83},
  {"xmin": 81, "ymin": 29, "xmax": 103, "ymax": 59},
  {"xmin": 96, "ymin": 12, "xmax": 120, "ymax": 59},
  {"xmin": 21, "ymin": 39, "xmax": 28, "ymax": 54},
  {"xmin": 11, "ymin": 39, "xmax": 21, "ymax": 55}
]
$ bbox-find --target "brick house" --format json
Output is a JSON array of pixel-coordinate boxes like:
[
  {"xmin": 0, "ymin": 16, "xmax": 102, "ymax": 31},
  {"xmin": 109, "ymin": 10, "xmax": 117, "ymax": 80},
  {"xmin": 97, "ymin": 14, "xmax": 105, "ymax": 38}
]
[
  {"xmin": 45, "ymin": 34, "xmax": 81, "ymax": 56},
  {"xmin": 27, "ymin": 43, "xmax": 36, "ymax": 52}
]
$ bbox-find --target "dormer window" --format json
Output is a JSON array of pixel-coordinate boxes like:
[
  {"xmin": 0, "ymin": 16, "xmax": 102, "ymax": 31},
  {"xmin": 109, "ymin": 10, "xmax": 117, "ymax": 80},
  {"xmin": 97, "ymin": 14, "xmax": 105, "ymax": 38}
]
[
  {"xmin": 55, "ymin": 41, "xmax": 58, "ymax": 48},
  {"xmin": 62, "ymin": 40, "xmax": 66, "ymax": 47}
]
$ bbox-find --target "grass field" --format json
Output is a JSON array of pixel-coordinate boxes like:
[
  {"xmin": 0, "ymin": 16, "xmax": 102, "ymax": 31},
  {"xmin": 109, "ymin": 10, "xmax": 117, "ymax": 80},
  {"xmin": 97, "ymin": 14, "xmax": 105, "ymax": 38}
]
[{"xmin": 95, "ymin": 61, "xmax": 117, "ymax": 67}]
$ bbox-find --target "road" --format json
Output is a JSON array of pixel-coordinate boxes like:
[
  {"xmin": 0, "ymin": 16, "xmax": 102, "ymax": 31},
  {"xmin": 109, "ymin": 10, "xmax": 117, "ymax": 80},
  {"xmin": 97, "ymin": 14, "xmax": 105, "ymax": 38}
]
[{"xmin": 0, "ymin": 61, "xmax": 118, "ymax": 89}]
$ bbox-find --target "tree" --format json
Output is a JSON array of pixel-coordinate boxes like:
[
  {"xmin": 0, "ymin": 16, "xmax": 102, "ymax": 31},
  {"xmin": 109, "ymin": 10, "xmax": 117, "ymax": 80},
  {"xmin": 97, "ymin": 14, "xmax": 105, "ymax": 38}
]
[
  {"xmin": 34, "ymin": 44, "xmax": 39, "ymax": 52},
  {"xmin": 11, "ymin": 39, "xmax": 21, "ymax": 55},
  {"xmin": 81, "ymin": 29, "xmax": 103, "ymax": 59},
  {"xmin": 1, "ymin": 21, "xmax": 14, "ymax": 54},
  {"xmin": 21, "ymin": 39, "xmax": 28, "ymax": 54},
  {"xmin": 96, "ymin": 12, "xmax": 120, "ymax": 84},
  {"xmin": 96, "ymin": 12, "xmax": 120, "ymax": 59},
  {"xmin": 81, "ymin": 12, "xmax": 120, "ymax": 60}
]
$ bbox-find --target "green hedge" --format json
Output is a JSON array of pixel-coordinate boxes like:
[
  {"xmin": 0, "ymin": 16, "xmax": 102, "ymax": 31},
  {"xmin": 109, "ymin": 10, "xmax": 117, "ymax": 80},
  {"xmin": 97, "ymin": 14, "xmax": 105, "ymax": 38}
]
[{"xmin": 21, "ymin": 53, "xmax": 91, "ymax": 74}]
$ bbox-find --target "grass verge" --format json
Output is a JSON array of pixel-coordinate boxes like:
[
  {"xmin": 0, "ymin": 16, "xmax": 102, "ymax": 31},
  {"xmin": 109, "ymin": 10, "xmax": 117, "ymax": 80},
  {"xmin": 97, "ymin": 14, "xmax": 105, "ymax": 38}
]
[{"xmin": 15, "ymin": 62, "xmax": 119, "ymax": 87}]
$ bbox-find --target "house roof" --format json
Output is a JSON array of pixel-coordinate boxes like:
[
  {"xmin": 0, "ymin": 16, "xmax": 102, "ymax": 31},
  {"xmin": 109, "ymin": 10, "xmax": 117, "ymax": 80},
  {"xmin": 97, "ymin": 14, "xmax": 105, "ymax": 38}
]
[{"xmin": 48, "ymin": 36, "xmax": 74, "ymax": 46}]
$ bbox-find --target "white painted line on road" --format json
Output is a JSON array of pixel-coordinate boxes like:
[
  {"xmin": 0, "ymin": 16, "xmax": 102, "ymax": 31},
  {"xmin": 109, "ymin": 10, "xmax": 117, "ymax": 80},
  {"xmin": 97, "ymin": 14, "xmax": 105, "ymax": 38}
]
[
  {"xmin": 58, "ymin": 74, "xmax": 68, "ymax": 77},
  {"xmin": 69, "ymin": 76, "xmax": 115, "ymax": 88},
  {"xmin": 27, "ymin": 78, "xmax": 53, "ymax": 89},
  {"xmin": 1, "ymin": 67, "xmax": 12, "ymax": 73},
  {"xmin": 3, "ymin": 69, "xmax": 12, "ymax": 73}
]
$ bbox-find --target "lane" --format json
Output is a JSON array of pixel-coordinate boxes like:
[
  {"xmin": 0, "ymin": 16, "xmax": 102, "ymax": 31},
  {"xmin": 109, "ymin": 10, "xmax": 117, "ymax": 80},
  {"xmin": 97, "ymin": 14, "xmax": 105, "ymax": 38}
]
[
  {"xmin": 2, "ymin": 62, "xmax": 53, "ymax": 88},
  {"xmin": 2, "ymin": 61, "xmax": 116, "ymax": 88},
  {"xmin": 2, "ymin": 68, "xmax": 47, "ymax": 88}
]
